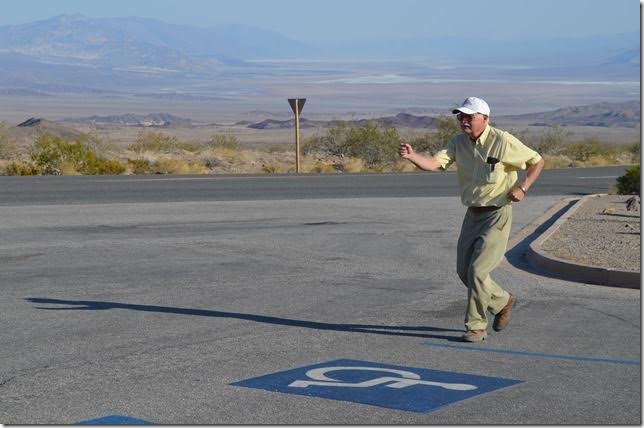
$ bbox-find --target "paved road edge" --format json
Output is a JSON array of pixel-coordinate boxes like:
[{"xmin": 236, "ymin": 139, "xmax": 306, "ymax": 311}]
[{"xmin": 525, "ymin": 194, "xmax": 640, "ymax": 289}]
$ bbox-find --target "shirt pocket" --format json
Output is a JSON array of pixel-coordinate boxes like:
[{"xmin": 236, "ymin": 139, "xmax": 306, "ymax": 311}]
[{"xmin": 479, "ymin": 160, "xmax": 504, "ymax": 184}]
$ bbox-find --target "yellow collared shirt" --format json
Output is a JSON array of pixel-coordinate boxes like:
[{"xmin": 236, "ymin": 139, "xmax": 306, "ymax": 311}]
[{"xmin": 434, "ymin": 125, "xmax": 542, "ymax": 207}]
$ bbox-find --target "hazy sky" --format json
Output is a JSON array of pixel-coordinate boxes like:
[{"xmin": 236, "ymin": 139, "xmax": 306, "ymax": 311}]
[{"xmin": 0, "ymin": 0, "xmax": 640, "ymax": 43}]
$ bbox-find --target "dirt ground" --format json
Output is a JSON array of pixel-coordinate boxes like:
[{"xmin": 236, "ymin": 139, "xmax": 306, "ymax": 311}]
[{"xmin": 540, "ymin": 194, "xmax": 640, "ymax": 272}]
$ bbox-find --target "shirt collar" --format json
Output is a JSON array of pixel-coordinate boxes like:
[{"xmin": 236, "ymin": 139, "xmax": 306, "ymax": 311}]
[{"xmin": 471, "ymin": 125, "xmax": 491, "ymax": 145}]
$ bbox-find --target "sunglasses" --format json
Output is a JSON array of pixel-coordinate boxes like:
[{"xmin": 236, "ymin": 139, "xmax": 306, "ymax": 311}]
[{"xmin": 456, "ymin": 112, "xmax": 481, "ymax": 121}]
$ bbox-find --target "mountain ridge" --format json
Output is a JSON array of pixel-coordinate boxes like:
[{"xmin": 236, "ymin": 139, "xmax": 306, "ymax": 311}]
[
  {"xmin": 0, "ymin": 14, "xmax": 638, "ymax": 68},
  {"xmin": 503, "ymin": 100, "xmax": 640, "ymax": 128},
  {"xmin": 60, "ymin": 112, "xmax": 194, "ymax": 127},
  {"xmin": 54, "ymin": 100, "xmax": 640, "ymax": 130},
  {"xmin": 0, "ymin": 14, "xmax": 312, "ymax": 69},
  {"xmin": 245, "ymin": 100, "xmax": 641, "ymax": 129},
  {"xmin": 0, "ymin": 15, "xmax": 638, "ymax": 117}
]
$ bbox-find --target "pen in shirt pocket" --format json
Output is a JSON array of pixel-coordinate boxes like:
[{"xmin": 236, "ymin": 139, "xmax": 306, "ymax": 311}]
[{"xmin": 486, "ymin": 156, "xmax": 500, "ymax": 171}]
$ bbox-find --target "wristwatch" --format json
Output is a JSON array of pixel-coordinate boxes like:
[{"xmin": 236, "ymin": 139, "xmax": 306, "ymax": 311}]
[{"xmin": 518, "ymin": 185, "xmax": 527, "ymax": 194}]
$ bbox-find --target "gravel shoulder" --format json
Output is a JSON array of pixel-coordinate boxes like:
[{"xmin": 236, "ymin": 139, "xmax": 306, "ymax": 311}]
[{"xmin": 540, "ymin": 194, "xmax": 640, "ymax": 272}]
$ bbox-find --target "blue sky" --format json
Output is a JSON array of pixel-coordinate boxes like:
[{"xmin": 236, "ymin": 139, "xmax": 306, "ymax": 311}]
[{"xmin": 0, "ymin": 0, "xmax": 639, "ymax": 43}]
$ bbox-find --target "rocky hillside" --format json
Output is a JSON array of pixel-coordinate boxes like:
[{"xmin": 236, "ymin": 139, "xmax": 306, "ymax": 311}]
[
  {"xmin": 7, "ymin": 101, "xmax": 637, "ymax": 139},
  {"xmin": 246, "ymin": 113, "xmax": 438, "ymax": 130},
  {"xmin": 244, "ymin": 101, "xmax": 639, "ymax": 130},
  {"xmin": 504, "ymin": 100, "xmax": 640, "ymax": 128},
  {"xmin": 13, "ymin": 117, "xmax": 86, "ymax": 140},
  {"xmin": 0, "ymin": 14, "xmax": 310, "ymax": 70},
  {"xmin": 61, "ymin": 113, "xmax": 193, "ymax": 127}
]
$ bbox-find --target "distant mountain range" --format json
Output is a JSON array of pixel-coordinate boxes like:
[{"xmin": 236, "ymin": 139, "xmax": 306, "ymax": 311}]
[
  {"xmin": 504, "ymin": 100, "xmax": 641, "ymax": 128},
  {"xmin": 0, "ymin": 14, "xmax": 638, "ymax": 65},
  {"xmin": 6, "ymin": 99, "xmax": 637, "ymax": 152},
  {"xmin": 60, "ymin": 113, "xmax": 194, "ymax": 127},
  {"xmin": 11, "ymin": 117, "xmax": 86, "ymax": 141},
  {"xmin": 0, "ymin": 14, "xmax": 638, "ymax": 98},
  {"xmin": 0, "ymin": 14, "xmax": 310, "ymax": 69},
  {"xmin": 243, "ymin": 101, "xmax": 641, "ymax": 129},
  {"xmin": 245, "ymin": 113, "xmax": 439, "ymax": 130},
  {"xmin": 41, "ymin": 100, "xmax": 639, "ymax": 131}
]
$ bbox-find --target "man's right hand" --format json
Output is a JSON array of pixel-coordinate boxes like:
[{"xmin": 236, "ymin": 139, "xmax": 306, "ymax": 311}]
[
  {"xmin": 398, "ymin": 143, "xmax": 415, "ymax": 159},
  {"xmin": 398, "ymin": 142, "xmax": 442, "ymax": 172}
]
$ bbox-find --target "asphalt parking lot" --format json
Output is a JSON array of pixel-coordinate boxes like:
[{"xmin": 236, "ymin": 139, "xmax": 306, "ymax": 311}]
[{"xmin": 0, "ymin": 186, "xmax": 639, "ymax": 424}]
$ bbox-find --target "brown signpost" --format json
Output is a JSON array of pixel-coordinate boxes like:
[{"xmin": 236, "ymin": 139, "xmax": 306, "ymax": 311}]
[{"xmin": 288, "ymin": 98, "xmax": 306, "ymax": 173}]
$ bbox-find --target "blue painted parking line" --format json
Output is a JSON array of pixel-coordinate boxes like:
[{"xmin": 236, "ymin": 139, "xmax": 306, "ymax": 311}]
[
  {"xmin": 231, "ymin": 359, "xmax": 522, "ymax": 413},
  {"xmin": 76, "ymin": 415, "xmax": 154, "ymax": 425},
  {"xmin": 423, "ymin": 342, "xmax": 640, "ymax": 366}
]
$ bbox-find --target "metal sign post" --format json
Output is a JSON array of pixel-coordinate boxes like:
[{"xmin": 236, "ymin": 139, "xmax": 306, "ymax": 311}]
[{"xmin": 288, "ymin": 98, "xmax": 306, "ymax": 173}]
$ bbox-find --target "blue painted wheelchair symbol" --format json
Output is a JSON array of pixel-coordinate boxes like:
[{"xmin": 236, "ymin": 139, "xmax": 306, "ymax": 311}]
[
  {"xmin": 75, "ymin": 415, "xmax": 153, "ymax": 425},
  {"xmin": 232, "ymin": 359, "xmax": 522, "ymax": 413},
  {"xmin": 288, "ymin": 365, "xmax": 477, "ymax": 390}
]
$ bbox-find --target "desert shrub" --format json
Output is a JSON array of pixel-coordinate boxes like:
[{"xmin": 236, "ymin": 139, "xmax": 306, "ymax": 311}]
[
  {"xmin": 5, "ymin": 161, "xmax": 39, "ymax": 176},
  {"xmin": 261, "ymin": 164, "xmax": 278, "ymax": 173},
  {"xmin": 204, "ymin": 146, "xmax": 244, "ymax": 164},
  {"xmin": 30, "ymin": 135, "xmax": 75, "ymax": 174},
  {"xmin": 559, "ymin": 137, "xmax": 618, "ymax": 162},
  {"xmin": 541, "ymin": 154, "xmax": 573, "ymax": 169},
  {"xmin": 30, "ymin": 134, "xmax": 125, "ymax": 175},
  {"xmin": 0, "ymin": 127, "xmax": 18, "ymax": 160},
  {"xmin": 549, "ymin": 135, "xmax": 639, "ymax": 166},
  {"xmin": 96, "ymin": 159, "xmax": 126, "ymax": 174},
  {"xmin": 59, "ymin": 160, "xmax": 80, "ymax": 175},
  {"xmin": 128, "ymin": 159, "xmax": 154, "ymax": 174},
  {"xmin": 303, "ymin": 121, "xmax": 400, "ymax": 168},
  {"xmin": 627, "ymin": 142, "xmax": 640, "ymax": 161},
  {"xmin": 202, "ymin": 156, "xmax": 223, "ymax": 170},
  {"xmin": 306, "ymin": 160, "xmax": 336, "ymax": 173},
  {"xmin": 177, "ymin": 141, "xmax": 204, "ymax": 152},
  {"xmin": 207, "ymin": 134, "xmax": 240, "ymax": 150},
  {"xmin": 532, "ymin": 126, "xmax": 573, "ymax": 155},
  {"xmin": 128, "ymin": 131, "xmax": 179, "ymax": 153},
  {"xmin": 302, "ymin": 135, "xmax": 323, "ymax": 155},
  {"xmin": 303, "ymin": 120, "xmax": 351, "ymax": 157},
  {"xmin": 267, "ymin": 143, "xmax": 292, "ymax": 153},
  {"xmin": 406, "ymin": 133, "xmax": 443, "ymax": 155},
  {"xmin": 390, "ymin": 159, "xmax": 418, "ymax": 172},
  {"xmin": 261, "ymin": 163, "xmax": 291, "ymax": 174},
  {"xmin": 342, "ymin": 157, "xmax": 365, "ymax": 173},
  {"xmin": 432, "ymin": 115, "xmax": 461, "ymax": 148},
  {"xmin": 402, "ymin": 115, "xmax": 458, "ymax": 156},
  {"xmin": 616, "ymin": 165, "xmax": 640, "ymax": 195},
  {"xmin": 151, "ymin": 158, "xmax": 208, "ymax": 174},
  {"xmin": 344, "ymin": 123, "xmax": 401, "ymax": 167},
  {"xmin": 526, "ymin": 128, "xmax": 637, "ymax": 167}
]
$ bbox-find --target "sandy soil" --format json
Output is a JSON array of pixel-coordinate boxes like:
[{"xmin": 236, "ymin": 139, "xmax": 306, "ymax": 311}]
[{"xmin": 541, "ymin": 194, "xmax": 640, "ymax": 272}]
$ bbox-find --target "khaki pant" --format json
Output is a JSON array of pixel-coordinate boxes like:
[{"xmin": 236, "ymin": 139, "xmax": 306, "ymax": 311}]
[{"xmin": 457, "ymin": 204, "xmax": 512, "ymax": 331}]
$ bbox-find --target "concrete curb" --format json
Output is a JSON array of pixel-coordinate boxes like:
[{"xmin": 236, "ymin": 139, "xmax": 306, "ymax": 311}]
[{"xmin": 526, "ymin": 194, "xmax": 640, "ymax": 289}]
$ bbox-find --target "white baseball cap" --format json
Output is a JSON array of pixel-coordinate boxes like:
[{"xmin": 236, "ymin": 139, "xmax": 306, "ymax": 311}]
[{"xmin": 452, "ymin": 97, "xmax": 490, "ymax": 116}]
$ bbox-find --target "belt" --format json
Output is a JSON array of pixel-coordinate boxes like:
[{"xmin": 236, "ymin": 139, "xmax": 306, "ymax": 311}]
[{"xmin": 469, "ymin": 205, "xmax": 504, "ymax": 212}]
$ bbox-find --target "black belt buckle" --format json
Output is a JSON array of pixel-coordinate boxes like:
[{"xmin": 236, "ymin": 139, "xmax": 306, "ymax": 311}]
[{"xmin": 471, "ymin": 205, "xmax": 500, "ymax": 212}]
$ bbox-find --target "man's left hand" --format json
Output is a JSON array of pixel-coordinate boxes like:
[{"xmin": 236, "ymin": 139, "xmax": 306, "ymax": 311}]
[{"xmin": 507, "ymin": 186, "xmax": 525, "ymax": 202}]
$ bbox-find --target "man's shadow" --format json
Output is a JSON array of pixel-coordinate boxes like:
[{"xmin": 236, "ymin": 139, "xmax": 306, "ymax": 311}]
[
  {"xmin": 504, "ymin": 198, "xmax": 576, "ymax": 276},
  {"xmin": 26, "ymin": 297, "xmax": 464, "ymax": 342}
]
